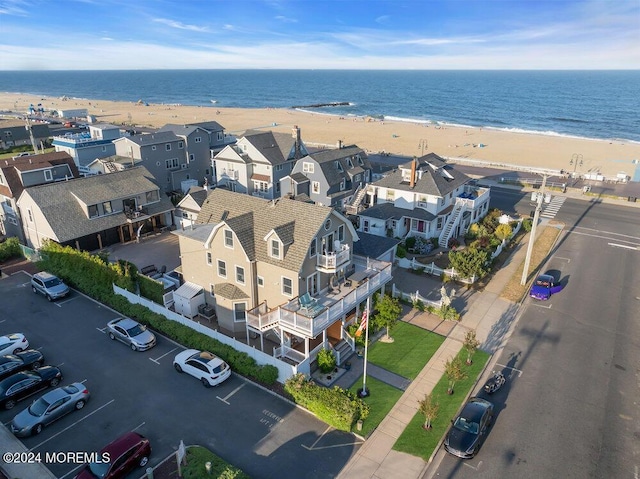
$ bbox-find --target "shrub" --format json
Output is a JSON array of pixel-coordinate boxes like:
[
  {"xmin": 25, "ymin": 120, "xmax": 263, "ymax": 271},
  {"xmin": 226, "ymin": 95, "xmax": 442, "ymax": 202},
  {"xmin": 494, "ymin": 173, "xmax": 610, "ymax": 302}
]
[
  {"xmin": 0, "ymin": 237, "xmax": 21, "ymax": 262},
  {"xmin": 447, "ymin": 237, "xmax": 460, "ymax": 249},
  {"xmin": 413, "ymin": 237, "xmax": 434, "ymax": 254},
  {"xmin": 396, "ymin": 245, "xmax": 407, "ymax": 258},
  {"xmin": 317, "ymin": 348, "xmax": 337, "ymax": 374},
  {"xmin": 284, "ymin": 374, "xmax": 369, "ymax": 431},
  {"xmin": 405, "ymin": 236, "xmax": 417, "ymax": 250},
  {"xmin": 522, "ymin": 217, "xmax": 533, "ymax": 232},
  {"xmin": 495, "ymin": 223, "xmax": 513, "ymax": 241}
]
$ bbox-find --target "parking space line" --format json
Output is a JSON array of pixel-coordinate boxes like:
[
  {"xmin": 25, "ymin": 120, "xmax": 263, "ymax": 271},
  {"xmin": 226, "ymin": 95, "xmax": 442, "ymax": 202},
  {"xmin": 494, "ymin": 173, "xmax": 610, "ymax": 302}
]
[
  {"xmin": 495, "ymin": 363, "xmax": 524, "ymax": 378},
  {"xmin": 217, "ymin": 383, "xmax": 246, "ymax": 405},
  {"xmin": 463, "ymin": 460, "xmax": 483, "ymax": 471},
  {"xmin": 96, "ymin": 327, "xmax": 108, "ymax": 333},
  {"xmin": 57, "ymin": 297, "xmax": 76, "ymax": 306},
  {"xmin": 132, "ymin": 421, "xmax": 146, "ymax": 431},
  {"xmin": 58, "ymin": 464, "xmax": 84, "ymax": 479},
  {"xmin": 301, "ymin": 426, "xmax": 364, "ymax": 450},
  {"xmin": 531, "ymin": 302, "xmax": 552, "ymax": 309},
  {"xmin": 0, "ymin": 319, "xmax": 5, "ymax": 324},
  {"xmin": 56, "ymin": 363, "xmax": 65, "ymax": 368},
  {"xmin": 555, "ymin": 257, "xmax": 571, "ymax": 262},
  {"xmin": 150, "ymin": 347, "xmax": 178, "ymax": 364},
  {"xmin": 30, "ymin": 399, "xmax": 115, "ymax": 451}
]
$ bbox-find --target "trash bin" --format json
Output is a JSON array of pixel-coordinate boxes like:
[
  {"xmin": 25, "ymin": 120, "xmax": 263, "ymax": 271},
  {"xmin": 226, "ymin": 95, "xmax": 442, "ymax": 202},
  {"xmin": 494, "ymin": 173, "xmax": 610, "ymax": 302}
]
[{"xmin": 629, "ymin": 196, "xmax": 637, "ymax": 203}]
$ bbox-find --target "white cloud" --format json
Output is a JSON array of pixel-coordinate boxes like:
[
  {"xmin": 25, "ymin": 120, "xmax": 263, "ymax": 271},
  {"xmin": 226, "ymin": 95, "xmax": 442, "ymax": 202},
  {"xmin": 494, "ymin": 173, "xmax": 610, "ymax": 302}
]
[
  {"xmin": 275, "ymin": 15, "xmax": 297, "ymax": 23},
  {"xmin": 152, "ymin": 18, "xmax": 210, "ymax": 33}
]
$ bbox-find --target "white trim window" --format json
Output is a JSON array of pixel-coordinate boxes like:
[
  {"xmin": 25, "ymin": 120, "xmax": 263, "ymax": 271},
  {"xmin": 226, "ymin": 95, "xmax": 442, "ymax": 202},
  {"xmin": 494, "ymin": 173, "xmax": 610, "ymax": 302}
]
[
  {"xmin": 270, "ymin": 239, "xmax": 281, "ymax": 259},
  {"xmin": 302, "ymin": 162, "xmax": 314, "ymax": 173},
  {"xmin": 166, "ymin": 144, "xmax": 172, "ymax": 151},
  {"xmin": 233, "ymin": 302, "xmax": 246, "ymax": 322},
  {"xmin": 312, "ymin": 181, "xmax": 320, "ymax": 194},
  {"xmin": 309, "ymin": 237, "xmax": 317, "ymax": 257},
  {"xmin": 282, "ymin": 277, "xmax": 293, "ymax": 296},
  {"xmin": 257, "ymin": 276, "xmax": 264, "ymax": 287},
  {"xmin": 165, "ymin": 158, "xmax": 179, "ymax": 169},
  {"xmin": 195, "ymin": 137, "xmax": 202, "ymax": 143},
  {"xmin": 206, "ymin": 252, "xmax": 212, "ymax": 265},
  {"xmin": 217, "ymin": 260, "xmax": 227, "ymax": 278},
  {"xmin": 236, "ymin": 266, "xmax": 245, "ymax": 285},
  {"xmin": 224, "ymin": 229, "xmax": 234, "ymax": 248},
  {"xmin": 178, "ymin": 141, "xmax": 184, "ymax": 149},
  {"xmin": 338, "ymin": 224, "xmax": 345, "ymax": 242}
]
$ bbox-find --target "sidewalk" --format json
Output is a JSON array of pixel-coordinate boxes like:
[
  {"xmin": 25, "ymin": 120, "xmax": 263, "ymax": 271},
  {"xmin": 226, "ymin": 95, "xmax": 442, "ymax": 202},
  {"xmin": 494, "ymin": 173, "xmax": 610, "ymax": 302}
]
[{"xmin": 337, "ymin": 221, "xmax": 547, "ymax": 479}]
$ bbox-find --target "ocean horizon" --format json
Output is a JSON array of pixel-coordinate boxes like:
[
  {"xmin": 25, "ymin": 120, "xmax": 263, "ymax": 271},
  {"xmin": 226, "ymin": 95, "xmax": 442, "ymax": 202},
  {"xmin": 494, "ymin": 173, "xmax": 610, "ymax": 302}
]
[{"xmin": 0, "ymin": 70, "xmax": 638, "ymax": 143}]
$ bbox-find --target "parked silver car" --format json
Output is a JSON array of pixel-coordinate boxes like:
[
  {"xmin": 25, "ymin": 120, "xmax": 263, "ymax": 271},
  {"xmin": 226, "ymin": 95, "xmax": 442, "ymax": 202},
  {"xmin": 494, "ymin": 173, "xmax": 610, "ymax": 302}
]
[
  {"xmin": 106, "ymin": 317, "xmax": 156, "ymax": 351},
  {"xmin": 10, "ymin": 382, "xmax": 90, "ymax": 437},
  {"xmin": 31, "ymin": 272, "xmax": 70, "ymax": 301}
]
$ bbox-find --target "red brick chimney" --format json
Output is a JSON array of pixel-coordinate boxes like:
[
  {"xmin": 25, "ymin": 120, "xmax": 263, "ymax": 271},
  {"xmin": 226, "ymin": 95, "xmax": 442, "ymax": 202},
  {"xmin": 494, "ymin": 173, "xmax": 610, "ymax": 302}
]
[{"xmin": 292, "ymin": 125, "xmax": 302, "ymax": 158}]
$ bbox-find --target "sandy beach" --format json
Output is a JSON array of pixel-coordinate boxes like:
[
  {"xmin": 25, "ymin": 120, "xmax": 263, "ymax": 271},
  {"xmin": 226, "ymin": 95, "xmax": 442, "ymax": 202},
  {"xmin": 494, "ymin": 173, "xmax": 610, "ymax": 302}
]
[{"xmin": 2, "ymin": 92, "xmax": 639, "ymax": 179}]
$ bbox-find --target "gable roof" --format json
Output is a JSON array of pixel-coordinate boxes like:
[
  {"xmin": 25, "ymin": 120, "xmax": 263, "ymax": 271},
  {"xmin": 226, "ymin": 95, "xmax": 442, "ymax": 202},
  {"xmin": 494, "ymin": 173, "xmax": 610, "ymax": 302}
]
[
  {"xmin": 157, "ymin": 124, "xmax": 207, "ymax": 137},
  {"xmin": 308, "ymin": 145, "xmax": 371, "ymax": 188},
  {"xmin": 190, "ymin": 121, "xmax": 225, "ymax": 132},
  {"xmin": 373, "ymin": 153, "xmax": 470, "ymax": 197},
  {"xmin": 241, "ymin": 130, "xmax": 297, "ymax": 165},
  {"xmin": 353, "ymin": 232, "xmax": 401, "ymax": 260},
  {"xmin": 18, "ymin": 166, "xmax": 173, "ymax": 243},
  {"xmin": 117, "ymin": 130, "xmax": 180, "ymax": 146},
  {"xmin": 0, "ymin": 152, "xmax": 79, "ymax": 199},
  {"xmin": 184, "ymin": 188, "xmax": 337, "ymax": 272}
]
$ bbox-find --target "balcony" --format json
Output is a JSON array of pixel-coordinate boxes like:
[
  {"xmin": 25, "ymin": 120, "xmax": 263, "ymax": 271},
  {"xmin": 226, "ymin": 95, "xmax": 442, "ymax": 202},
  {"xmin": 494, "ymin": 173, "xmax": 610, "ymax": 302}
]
[
  {"xmin": 247, "ymin": 257, "xmax": 392, "ymax": 339},
  {"xmin": 316, "ymin": 244, "xmax": 350, "ymax": 273},
  {"xmin": 125, "ymin": 206, "xmax": 149, "ymax": 222},
  {"xmin": 455, "ymin": 186, "xmax": 490, "ymax": 209}
]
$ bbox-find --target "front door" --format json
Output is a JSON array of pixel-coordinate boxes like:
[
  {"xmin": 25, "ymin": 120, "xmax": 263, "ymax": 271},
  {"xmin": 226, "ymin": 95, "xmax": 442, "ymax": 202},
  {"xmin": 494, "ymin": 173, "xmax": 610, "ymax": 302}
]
[{"xmin": 307, "ymin": 274, "xmax": 318, "ymax": 295}]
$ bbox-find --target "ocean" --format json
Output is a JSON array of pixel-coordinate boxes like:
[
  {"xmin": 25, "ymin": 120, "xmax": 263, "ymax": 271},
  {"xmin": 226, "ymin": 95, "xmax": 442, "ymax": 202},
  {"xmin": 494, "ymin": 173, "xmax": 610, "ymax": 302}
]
[{"xmin": 0, "ymin": 70, "xmax": 638, "ymax": 143}]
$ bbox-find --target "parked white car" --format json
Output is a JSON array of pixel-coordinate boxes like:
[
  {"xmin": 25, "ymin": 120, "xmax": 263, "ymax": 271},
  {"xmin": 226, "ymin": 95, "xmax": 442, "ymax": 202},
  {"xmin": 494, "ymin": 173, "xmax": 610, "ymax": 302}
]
[
  {"xmin": 173, "ymin": 349, "xmax": 231, "ymax": 387},
  {"xmin": 0, "ymin": 334, "xmax": 29, "ymax": 356}
]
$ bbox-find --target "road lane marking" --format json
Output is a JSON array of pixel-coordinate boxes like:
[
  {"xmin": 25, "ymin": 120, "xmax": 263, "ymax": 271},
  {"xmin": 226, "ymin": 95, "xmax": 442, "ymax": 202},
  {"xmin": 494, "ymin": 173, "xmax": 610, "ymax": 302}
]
[
  {"xmin": 567, "ymin": 229, "xmax": 640, "ymax": 245},
  {"xmin": 573, "ymin": 226, "xmax": 640, "ymax": 241},
  {"xmin": 150, "ymin": 347, "xmax": 178, "ymax": 364},
  {"xmin": 495, "ymin": 363, "xmax": 523, "ymax": 378},
  {"xmin": 30, "ymin": 399, "xmax": 115, "ymax": 451},
  {"xmin": 301, "ymin": 425, "xmax": 364, "ymax": 450},
  {"xmin": 217, "ymin": 383, "xmax": 246, "ymax": 404},
  {"xmin": 608, "ymin": 243, "xmax": 638, "ymax": 250},
  {"xmin": 555, "ymin": 257, "xmax": 571, "ymax": 262},
  {"xmin": 530, "ymin": 302, "xmax": 552, "ymax": 309}
]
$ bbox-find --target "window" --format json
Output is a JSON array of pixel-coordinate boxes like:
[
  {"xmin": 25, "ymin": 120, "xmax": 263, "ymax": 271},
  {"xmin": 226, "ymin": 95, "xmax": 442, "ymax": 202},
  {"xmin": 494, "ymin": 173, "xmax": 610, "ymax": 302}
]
[
  {"xmin": 271, "ymin": 239, "xmax": 280, "ymax": 258},
  {"xmin": 253, "ymin": 181, "xmax": 268, "ymax": 193},
  {"xmin": 312, "ymin": 181, "xmax": 320, "ymax": 194},
  {"xmin": 27, "ymin": 208, "xmax": 33, "ymax": 222},
  {"xmin": 357, "ymin": 155, "xmax": 364, "ymax": 165},
  {"xmin": 340, "ymin": 179, "xmax": 346, "ymax": 191},
  {"xmin": 257, "ymin": 276, "xmax": 264, "ymax": 287},
  {"xmin": 236, "ymin": 266, "xmax": 245, "ymax": 284},
  {"xmin": 224, "ymin": 229, "xmax": 233, "ymax": 248},
  {"xmin": 233, "ymin": 302, "xmax": 246, "ymax": 322},
  {"xmin": 146, "ymin": 190, "xmax": 158, "ymax": 203},
  {"xmin": 217, "ymin": 132, "xmax": 223, "ymax": 141},
  {"xmin": 189, "ymin": 154, "xmax": 195, "ymax": 162},
  {"xmin": 88, "ymin": 205, "xmax": 99, "ymax": 218},
  {"xmin": 195, "ymin": 137, "xmax": 202, "ymax": 143},
  {"xmin": 206, "ymin": 252, "xmax": 212, "ymax": 265},
  {"xmin": 165, "ymin": 158, "xmax": 179, "ymax": 169},
  {"xmin": 324, "ymin": 219, "xmax": 332, "ymax": 230},
  {"xmin": 338, "ymin": 224, "xmax": 345, "ymax": 242},
  {"xmin": 102, "ymin": 201, "xmax": 112, "ymax": 214},
  {"xmin": 166, "ymin": 144, "xmax": 172, "ymax": 151},
  {"xmin": 152, "ymin": 146, "xmax": 157, "ymax": 151},
  {"xmin": 44, "ymin": 169, "xmax": 53, "ymax": 181},
  {"xmin": 274, "ymin": 164, "xmax": 283, "ymax": 171},
  {"xmin": 335, "ymin": 161, "xmax": 343, "ymax": 172},
  {"xmin": 346, "ymin": 157, "xmax": 354, "ymax": 168},
  {"xmin": 101, "ymin": 145, "xmax": 107, "ymax": 152},
  {"xmin": 302, "ymin": 162, "xmax": 314, "ymax": 173},
  {"xmin": 217, "ymin": 260, "xmax": 227, "ymax": 277},
  {"xmin": 282, "ymin": 277, "xmax": 293, "ymax": 296},
  {"xmin": 309, "ymin": 238, "xmax": 317, "ymax": 257},
  {"xmin": 178, "ymin": 141, "xmax": 184, "ymax": 148},
  {"xmin": 275, "ymin": 182, "xmax": 280, "ymax": 193}
]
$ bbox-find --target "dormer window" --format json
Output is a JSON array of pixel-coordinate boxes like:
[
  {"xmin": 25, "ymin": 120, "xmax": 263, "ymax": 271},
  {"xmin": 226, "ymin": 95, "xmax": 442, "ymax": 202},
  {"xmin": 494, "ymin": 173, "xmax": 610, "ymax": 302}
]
[
  {"xmin": 346, "ymin": 157, "xmax": 354, "ymax": 169},
  {"xmin": 270, "ymin": 239, "xmax": 281, "ymax": 258},
  {"xmin": 357, "ymin": 155, "xmax": 363, "ymax": 165},
  {"xmin": 88, "ymin": 205, "xmax": 99, "ymax": 218},
  {"xmin": 44, "ymin": 169, "xmax": 53, "ymax": 181},
  {"xmin": 340, "ymin": 179, "xmax": 346, "ymax": 191},
  {"xmin": 335, "ymin": 161, "xmax": 343, "ymax": 172}
]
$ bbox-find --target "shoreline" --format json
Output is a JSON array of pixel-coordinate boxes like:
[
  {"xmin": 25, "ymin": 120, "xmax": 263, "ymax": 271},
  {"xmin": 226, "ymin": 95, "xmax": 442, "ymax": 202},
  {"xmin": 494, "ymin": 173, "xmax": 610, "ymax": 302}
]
[{"xmin": 1, "ymin": 91, "xmax": 639, "ymax": 179}]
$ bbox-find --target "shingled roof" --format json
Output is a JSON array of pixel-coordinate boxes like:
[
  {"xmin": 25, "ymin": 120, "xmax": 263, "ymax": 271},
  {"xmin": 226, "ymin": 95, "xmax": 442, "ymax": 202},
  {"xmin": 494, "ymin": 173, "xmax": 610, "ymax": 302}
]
[
  {"xmin": 19, "ymin": 167, "xmax": 173, "ymax": 243},
  {"xmin": 192, "ymin": 189, "xmax": 334, "ymax": 272},
  {"xmin": 240, "ymin": 130, "xmax": 298, "ymax": 166},
  {"xmin": 373, "ymin": 153, "xmax": 470, "ymax": 197},
  {"xmin": 0, "ymin": 152, "xmax": 79, "ymax": 199}
]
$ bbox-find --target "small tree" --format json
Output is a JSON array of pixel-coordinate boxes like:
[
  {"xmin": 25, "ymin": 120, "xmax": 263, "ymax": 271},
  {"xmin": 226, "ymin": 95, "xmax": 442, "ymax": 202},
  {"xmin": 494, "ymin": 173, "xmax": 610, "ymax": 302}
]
[
  {"xmin": 317, "ymin": 348, "xmax": 336, "ymax": 374},
  {"xmin": 463, "ymin": 330, "xmax": 480, "ymax": 365},
  {"xmin": 373, "ymin": 294, "xmax": 402, "ymax": 341},
  {"xmin": 448, "ymin": 247, "xmax": 491, "ymax": 279},
  {"xmin": 418, "ymin": 393, "xmax": 440, "ymax": 430},
  {"xmin": 444, "ymin": 356, "xmax": 468, "ymax": 395}
]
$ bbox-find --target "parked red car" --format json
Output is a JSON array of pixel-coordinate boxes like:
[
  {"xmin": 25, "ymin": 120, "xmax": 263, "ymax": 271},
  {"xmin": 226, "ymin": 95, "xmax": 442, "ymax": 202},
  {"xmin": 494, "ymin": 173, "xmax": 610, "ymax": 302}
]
[{"xmin": 75, "ymin": 431, "xmax": 151, "ymax": 479}]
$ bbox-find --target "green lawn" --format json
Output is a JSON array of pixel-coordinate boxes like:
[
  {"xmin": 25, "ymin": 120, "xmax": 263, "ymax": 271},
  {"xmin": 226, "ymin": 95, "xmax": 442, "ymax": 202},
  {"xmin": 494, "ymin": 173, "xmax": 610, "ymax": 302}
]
[
  {"xmin": 392, "ymin": 349, "xmax": 490, "ymax": 461},
  {"xmin": 181, "ymin": 446, "xmax": 249, "ymax": 479},
  {"xmin": 348, "ymin": 376, "xmax": 405, "ymax": 437},
  {"xmin": 368, "ymin": 322, "xmax": 446, "ymax": 379}
]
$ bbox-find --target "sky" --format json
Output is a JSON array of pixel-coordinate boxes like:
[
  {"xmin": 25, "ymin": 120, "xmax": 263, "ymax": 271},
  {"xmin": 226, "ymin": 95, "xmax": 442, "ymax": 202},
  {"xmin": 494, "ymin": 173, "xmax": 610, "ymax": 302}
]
[{"xmin": 0, "ymin": 0, "xmax": 638, "ymax": 70}]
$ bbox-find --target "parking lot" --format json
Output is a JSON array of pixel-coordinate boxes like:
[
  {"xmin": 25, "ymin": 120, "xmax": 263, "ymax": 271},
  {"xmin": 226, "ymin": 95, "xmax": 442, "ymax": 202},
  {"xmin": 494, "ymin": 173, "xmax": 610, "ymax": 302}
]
[{"xmin": 0, "ymin": 272, "xmax": 360, "ymax": 479}]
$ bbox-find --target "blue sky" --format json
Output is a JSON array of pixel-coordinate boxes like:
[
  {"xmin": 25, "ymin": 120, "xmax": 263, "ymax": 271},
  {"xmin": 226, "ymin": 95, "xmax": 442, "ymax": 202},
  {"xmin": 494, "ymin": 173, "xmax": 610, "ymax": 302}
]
[{"xmin": 1, "ymin": 0, "xmax": 638, "ymax": 70}]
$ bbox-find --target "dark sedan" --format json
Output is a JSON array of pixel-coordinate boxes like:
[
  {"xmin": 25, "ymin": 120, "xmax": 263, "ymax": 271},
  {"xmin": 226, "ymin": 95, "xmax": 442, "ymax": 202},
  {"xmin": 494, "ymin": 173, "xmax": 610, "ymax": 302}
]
[
  {"xmin": 444, "ymin": 397, "xmax": 494, "ymax": 459},
  {"xmin": 0, "ymin": 366, "xmax": 63, "ymax": 410},
  {"xmin": 0, "ymin": 350, "xmax": 45, "ymax": 381}
]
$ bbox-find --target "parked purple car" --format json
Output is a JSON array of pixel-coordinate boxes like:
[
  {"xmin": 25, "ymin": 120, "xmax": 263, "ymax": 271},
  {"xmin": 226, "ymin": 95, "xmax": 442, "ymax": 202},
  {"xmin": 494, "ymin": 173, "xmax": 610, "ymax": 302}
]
[{"xmin": 530, "ymin": 274, "xmax": 564, "ymax": 300}]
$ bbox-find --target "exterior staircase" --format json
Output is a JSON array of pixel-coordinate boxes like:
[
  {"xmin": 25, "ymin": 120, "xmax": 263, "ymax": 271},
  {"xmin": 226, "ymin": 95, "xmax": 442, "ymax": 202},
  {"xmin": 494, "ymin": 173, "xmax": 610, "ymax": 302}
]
[
  {"xmin": 345, "ymin": 184, "xmax": 368, "ymax": 214},
  {"xmin": 334, "ymin": 339, "xmax": 354, "ymax": 366},
  {"xmin": 439, "ymin": 202, "xmax": 465, "ymax": 248},
  {"xmin": 104, "ymin": 160, "xmax": 118, "ymax": 173}
]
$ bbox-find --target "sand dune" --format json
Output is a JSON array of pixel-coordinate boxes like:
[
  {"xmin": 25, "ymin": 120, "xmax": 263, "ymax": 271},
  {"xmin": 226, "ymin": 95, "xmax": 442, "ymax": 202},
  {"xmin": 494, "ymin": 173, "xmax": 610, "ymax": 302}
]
[{"xmin": 2, "ymin": 92, "xmax": 638, "ymax": 179}]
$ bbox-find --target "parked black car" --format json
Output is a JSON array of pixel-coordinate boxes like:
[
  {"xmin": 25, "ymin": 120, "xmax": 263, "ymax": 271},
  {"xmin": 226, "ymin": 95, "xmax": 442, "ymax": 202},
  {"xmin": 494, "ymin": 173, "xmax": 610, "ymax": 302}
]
[
  {"xmin": 0, "ymin": 350, "xmax": 45, "ymax": 381},
  {"xmin": 444, "ymin": 397, "xmax": 494, "ymax": 459},
  {"xmin": 0, "ymin": 366, "xmax": 63, "ymax": 410}
]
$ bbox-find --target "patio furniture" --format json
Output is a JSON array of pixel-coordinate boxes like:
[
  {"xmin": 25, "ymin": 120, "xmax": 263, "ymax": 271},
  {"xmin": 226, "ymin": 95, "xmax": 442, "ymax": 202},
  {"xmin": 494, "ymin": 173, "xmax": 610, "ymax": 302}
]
[{"xmin": 299, "ymin": 293, "xmax": 324, "ymax": 317}]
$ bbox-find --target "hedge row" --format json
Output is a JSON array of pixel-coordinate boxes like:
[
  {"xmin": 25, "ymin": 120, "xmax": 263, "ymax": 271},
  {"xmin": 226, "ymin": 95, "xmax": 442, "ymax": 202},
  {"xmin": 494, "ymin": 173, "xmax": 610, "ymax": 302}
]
[
  {"xmin": 284, "ymin": 373, "xmax": 369, "ymax": 431},
  {"xmin": 0, "ymin": 237, "xmax": 22, "ymax": 263},
  {"xmin": 37, "ymin": 241, "xmax": 279, "ymax": 386}
]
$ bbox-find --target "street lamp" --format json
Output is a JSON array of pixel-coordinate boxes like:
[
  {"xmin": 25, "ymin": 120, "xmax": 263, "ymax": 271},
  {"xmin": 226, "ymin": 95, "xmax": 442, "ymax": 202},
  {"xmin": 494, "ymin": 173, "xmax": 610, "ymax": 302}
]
[
  {"xmin": 418, "ymin": 139, "xmax": 428, "ymax": 157},
  {"xmin": 569, "ymin": 154, "xmax": 583, "ymax": 184}
]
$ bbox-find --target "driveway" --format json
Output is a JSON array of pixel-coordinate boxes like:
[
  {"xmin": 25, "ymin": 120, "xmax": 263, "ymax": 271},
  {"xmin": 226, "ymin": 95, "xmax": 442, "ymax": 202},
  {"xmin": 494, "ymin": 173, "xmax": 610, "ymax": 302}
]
[{"xmin": 99, "ymin": 231, "xmax": 181, "ymax": 272}]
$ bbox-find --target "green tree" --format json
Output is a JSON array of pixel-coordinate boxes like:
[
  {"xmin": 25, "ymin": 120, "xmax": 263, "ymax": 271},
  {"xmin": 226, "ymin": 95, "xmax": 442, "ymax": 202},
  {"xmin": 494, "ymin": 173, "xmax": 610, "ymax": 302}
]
[
  {"xmin": 495, "ymin": 223, "xmax": 513, "ymax": 241},
  {"xmin": 317, "ymin": 348, "xmax": 336, "ymax": 374},
  {"xmin": 418, "ymin": 393, "xmax": 440, "ymax": 430},
  {"xmin": 373, "ymin": 294, "xmax": 402, "ymax": 341},
  {"xmin": 463, "ymin": 330, "xmax": 480, "ymax": 365},
  {"xmin": 444, "ymin": 356, "xmax": 468, "ymax": 395},
  {"xmin": 448, "ymin": 247, "xmax": 491, "ymax": 279}
]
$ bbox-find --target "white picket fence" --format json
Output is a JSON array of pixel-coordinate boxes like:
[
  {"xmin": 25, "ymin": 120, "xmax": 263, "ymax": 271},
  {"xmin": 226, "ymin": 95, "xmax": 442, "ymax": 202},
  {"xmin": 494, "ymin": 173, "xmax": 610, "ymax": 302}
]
[
  {"xmin": 390, "ymin": 283, "xmax": 443, "ymax": 309},
  {"xmin": 112, "ymin": 284, "xmax": 297, "ymax": 383}
]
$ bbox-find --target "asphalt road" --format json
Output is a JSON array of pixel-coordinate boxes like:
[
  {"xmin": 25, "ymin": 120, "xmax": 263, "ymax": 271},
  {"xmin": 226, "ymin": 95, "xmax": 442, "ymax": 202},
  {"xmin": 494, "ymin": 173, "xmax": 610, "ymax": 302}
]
[
  {"xmin": 0, "ymin": 272, "xmax": 360, "ymax": 479},
  {"xmin": 427, "ymin": 198, "xmax": 640, "ymax": 478}
]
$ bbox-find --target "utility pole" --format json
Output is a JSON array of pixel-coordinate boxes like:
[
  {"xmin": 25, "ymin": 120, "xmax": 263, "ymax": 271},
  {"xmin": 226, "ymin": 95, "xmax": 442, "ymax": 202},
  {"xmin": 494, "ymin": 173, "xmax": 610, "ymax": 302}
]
[
  {"xmin": 521, "ymin": 174, "xmax": 549, "ymax": 285},
  {"xmin": 25, "ymin": 118, "xmax": 39, "ymax": 155}
]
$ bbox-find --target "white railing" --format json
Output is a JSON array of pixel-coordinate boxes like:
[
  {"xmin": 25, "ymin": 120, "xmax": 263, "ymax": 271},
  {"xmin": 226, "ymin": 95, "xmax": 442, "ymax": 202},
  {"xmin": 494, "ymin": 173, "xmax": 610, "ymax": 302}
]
[
  {"xmin": 391, "ymin": 284, "xmax": 443, "ymax": 309},
  {"xmin": 343, "ymin": 329, "xmax": 355, "ymax": 351},
  {"xmin": 113, "ymin": 284, "xmax": 296, "ymax": 382},
  {"xmin": 316, "ymin": 246, "xmax": 350, "ymax": 270},
  {"xmin": 396, "ymin": 257, "xmax": 477, "ymax": 284}
]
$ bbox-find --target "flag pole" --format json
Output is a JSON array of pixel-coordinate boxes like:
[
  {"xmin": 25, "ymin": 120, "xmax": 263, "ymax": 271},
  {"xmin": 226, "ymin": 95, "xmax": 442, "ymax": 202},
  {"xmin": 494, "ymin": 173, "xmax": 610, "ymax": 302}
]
[{"xmin": 359, "ymin": 296, "xmax": 371, "ymax": 398}]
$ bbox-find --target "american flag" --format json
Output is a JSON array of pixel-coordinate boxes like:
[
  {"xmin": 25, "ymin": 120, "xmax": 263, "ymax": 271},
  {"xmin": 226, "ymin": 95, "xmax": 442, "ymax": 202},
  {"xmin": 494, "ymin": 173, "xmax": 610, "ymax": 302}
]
[{"xmin": 355, "ymin": 309, "xmax": 368, "ymax": 337}]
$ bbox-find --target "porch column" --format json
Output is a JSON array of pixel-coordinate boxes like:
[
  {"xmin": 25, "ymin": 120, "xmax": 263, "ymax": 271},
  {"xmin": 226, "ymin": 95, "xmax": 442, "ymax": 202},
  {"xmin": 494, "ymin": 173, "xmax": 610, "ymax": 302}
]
[
  {"xmin": 305, "ymin": 337, "xmax": 309, "ymax": 357},
  {"xmin": 97, "ymin": 233, "xmax": 103, "ymax": 250}
]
